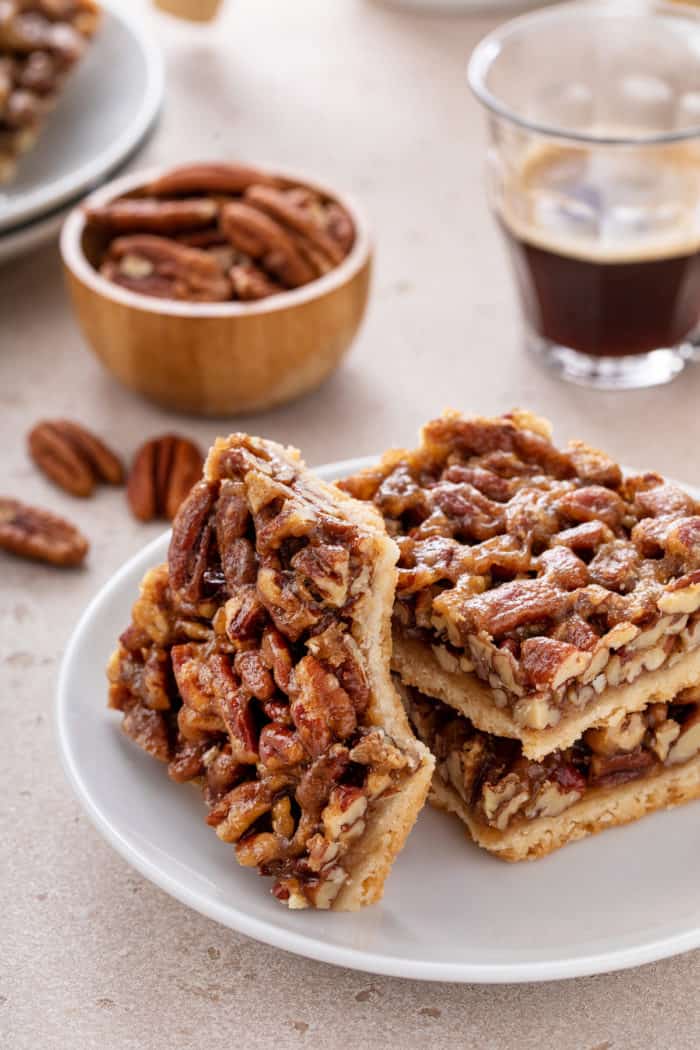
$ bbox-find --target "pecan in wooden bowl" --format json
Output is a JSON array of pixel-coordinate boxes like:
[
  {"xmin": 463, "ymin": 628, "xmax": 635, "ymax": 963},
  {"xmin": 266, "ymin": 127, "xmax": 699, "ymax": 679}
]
[{"xmin": 60, "ymin": 163, "xmax": 372, "ymax": 416}]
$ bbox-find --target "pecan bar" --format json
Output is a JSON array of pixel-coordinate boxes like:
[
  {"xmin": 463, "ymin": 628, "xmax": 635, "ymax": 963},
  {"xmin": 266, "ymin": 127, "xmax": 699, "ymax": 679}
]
[
  {"xmin": 0, "ymin": 1, "xmax": 100, "ymax": 184},
  {"xmin": 403, "ymin": 680, "xmax": 700, "ymax": 861},
  {"xmin": 107, "ymin": 434, "xmax": 433, "ymax": 910},
  {"xmin": 339, "ymin": 411, "xmax": 700, "ymax": 760}
]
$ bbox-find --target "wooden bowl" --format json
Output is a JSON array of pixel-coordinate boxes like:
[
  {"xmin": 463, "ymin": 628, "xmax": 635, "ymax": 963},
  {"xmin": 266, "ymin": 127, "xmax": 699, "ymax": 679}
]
[
  {"xmin": 61, "ymin": 166, "xmax": 372, "ymax": 416},
  {"xmin": 154, "ymin": 0, "xmax": 223, "ymax": 21}
]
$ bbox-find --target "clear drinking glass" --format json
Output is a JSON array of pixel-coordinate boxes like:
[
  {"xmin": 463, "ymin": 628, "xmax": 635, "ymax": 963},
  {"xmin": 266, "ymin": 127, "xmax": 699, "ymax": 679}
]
[{"xmin": 468, "ymin": 1, "xmax": 700, "ymax": 389}]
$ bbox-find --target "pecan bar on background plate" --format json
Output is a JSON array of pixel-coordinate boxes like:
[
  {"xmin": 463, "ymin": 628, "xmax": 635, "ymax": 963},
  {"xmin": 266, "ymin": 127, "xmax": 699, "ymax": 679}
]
[
  {"xmin": 0, "ymin": 1, "xmax": 101, "ymax": 184},
  {"xmin": 108, "ymin": 434, "xmax": 433, "ymax": 910},
  {"xmin": 339, "ymin": 409, "xmax": 700, "ymax": 858}
]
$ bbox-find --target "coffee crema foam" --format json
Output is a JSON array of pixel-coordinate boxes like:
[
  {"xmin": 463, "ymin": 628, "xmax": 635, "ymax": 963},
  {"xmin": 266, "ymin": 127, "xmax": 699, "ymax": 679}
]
[{"xmin": 496, "ymin": 141, "xmax": 700, "ymax": 264}]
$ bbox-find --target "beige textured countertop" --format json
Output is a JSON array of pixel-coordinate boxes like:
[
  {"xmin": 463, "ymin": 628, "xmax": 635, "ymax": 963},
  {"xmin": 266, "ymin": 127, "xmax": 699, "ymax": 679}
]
[{"xmin": 4, "ymin": 2, "xmax": 700, "ymax": 1047}]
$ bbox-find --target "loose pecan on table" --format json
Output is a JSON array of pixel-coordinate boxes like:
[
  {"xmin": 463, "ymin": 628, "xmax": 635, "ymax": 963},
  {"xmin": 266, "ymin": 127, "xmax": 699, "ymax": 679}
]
[
  {"xmin": 127, "ymin": 435, "xmax": 204, "ymax": 522},
  {"xmin": 0, "ymin": 497, "xmax": 88, "ymax": 566},
  {"xmin": 28, "ymin": 419, "xmax": 124, "ymax": 497}
]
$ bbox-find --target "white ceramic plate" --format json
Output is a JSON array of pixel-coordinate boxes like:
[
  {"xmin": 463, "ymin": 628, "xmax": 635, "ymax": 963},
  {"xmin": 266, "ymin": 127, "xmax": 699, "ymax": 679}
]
[
  {"xmin": 0, "ymin": 0, "xmax": 163, "ymax": 234},
  {"xmin": 374, "ymin": 0, "xmax": 551, "ymax": 12},
  {"xmin": 0, "ymin": 201, "xmax": 70, "ymax": 265},
  {"xmin": 56, "ymin": 457, "xmax": 700, "ymax": 983},
  {"xmin": 0, "ymin": 137, "xmax": 155, "ymax": 266}
]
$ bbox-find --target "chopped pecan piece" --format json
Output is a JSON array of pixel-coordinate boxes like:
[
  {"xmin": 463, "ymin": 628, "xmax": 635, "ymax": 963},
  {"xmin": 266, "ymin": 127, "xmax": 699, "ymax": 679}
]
[
  {"xmin": 557, "ymin": 485, "xmax": 626, "ymax": 530},
  {"xmin": 520, "ymin": 637, "xmax": 590, "ymax": 690},
  {"xmin": 553, "ymin": 519, "xmax": 616, "ymax": 552},
  {"xmin": 260, "ymin": 626, "xmax": 293, "ymax": 692},
  {"xmin": 567, "ymin": 440, "xmax": 622, "ymax": 488},
  {"xmin": 290, "ymin": 655, "xmax": 356, "ymax": 756},
  {"xmin": 551, "ymin": 614, "xmax": 599, "ymax": 651},
  {"xmin": 538, "ymin": 545, "xmax": 588, "ymax": 589},
  {"xmin": 431, "ymin": 480, "xmax": 505, "ymax": 541},
  {"xmin": 207, "ymin": 780, "xmax": 273, "ymax": 841},
  {"xmin": 457, "ymin": 577, "xmax": 569, "ymax": 638},
  {"xmin": 374, "ymin": 464, "xmax": 430, "ymax": 518},
  {"xmin": 258, "ymin": 723, "xmax": 305, "ymax": 770},
  {"xmin": 635, "ymin": 482, "xmax": 696, "ymax": 519},
  {"xmin": 588, "ymin": 541, "xmax": 640, "ymax": 593},
  {"xmin": 120, "ymin": 699, "xmax": 171, "ymax": 762},
  {"xmin": 588, "ymin": 748, "xmax": 655, "ymax": 787},
  {"xmin": 584, "ymin": 713, "xmax": 646, "ymax": 756},
  {"xmin": 224, "ymin": 585, "xmax": 267, "ymax": 642}
]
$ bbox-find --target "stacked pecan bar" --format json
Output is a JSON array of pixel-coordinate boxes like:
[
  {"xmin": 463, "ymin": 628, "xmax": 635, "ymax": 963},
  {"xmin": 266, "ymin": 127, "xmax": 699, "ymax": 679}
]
[
  {"xmin": 339, "ymin": 411, "xmax": 700, "ymax": 860},
  {"xmin": 0, "ymin": 1, "xmax": 100, "ymax": 183},
  {"xmin": 108, "ymin": 434, "xmax": 433, "ymax": 908}
]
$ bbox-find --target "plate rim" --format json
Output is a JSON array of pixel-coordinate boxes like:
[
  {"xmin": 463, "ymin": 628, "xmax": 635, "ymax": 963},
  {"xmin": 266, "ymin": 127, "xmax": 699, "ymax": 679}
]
[
  {"xmin": 0, "ymin": 0, "xmax": 164, "ymax": 233},
  {"xmin": 55, "ymin": 455, "xmax": 700, "ymax": 983},
  {"xmin": 0, "ymin": 128, "xmax": 156, "ymax": 265}
]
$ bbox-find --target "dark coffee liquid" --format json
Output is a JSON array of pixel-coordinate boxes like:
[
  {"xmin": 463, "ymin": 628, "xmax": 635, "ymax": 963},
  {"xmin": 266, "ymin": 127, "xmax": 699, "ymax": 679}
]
[
  {"xmin": 497, "ymin": 143, "xmax": 700, "ymax": 358},
  {"xmin": 501, "ymin": 223, "xmax": 700, "ymax": 357}
]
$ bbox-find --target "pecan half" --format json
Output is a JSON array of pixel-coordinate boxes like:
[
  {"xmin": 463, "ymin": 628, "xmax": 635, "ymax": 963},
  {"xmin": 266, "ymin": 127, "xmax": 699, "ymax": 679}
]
[
  {"xmin": 145, "ymin": 163, "xmax": 280, "ymax": 197},
  {"xmin": 245, "ymin": 185, "xmax": 346, "ymax": 266},
  {"xmin": 168, "ymin": 480, "xmax": 217, "ymax": 603},
  {"xmin": 220, "ymin": 201, "xmax": 315, "ymax": 287},
  {"xmin": 85, "ymin": 198, "xmax": 218, "ymax": 234},
  {"xmin": 127, "ymin": 434, "xmax": 204, "ymax": 522},
  {"xmin": 28, "ymin": 419, "xmax": 124, "ymax": 497},
  {"xmin": 102, "ymin": 235, "xmax": 232, "ymax": 302},
  {"xmin": 0, "ymin": 497, "xmax": 88, "ymax": 566}
]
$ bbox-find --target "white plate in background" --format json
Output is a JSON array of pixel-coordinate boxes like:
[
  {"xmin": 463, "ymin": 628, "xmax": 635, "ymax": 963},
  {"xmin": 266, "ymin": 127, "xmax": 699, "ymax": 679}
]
[
  {"xmin": 0, "ymin": 133, "xmax": 155, "ymax": 266},
  {"xmin": 373, "ymin": 1, "xmax": 548, "ymax": 13},
  {"xmin": 56, "ymin": 458, "xmax": 700, "ymax": 983},
  {"xmin": 0, "ymin": 0, "xmax": 163, "ymax": 234}
]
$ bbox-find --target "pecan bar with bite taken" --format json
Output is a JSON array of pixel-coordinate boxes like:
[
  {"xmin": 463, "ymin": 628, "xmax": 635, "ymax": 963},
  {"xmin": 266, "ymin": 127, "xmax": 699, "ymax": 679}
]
[
  {"xmin": 0, "ymin": 1, "xmax": 100, "ymax": 183},
  {"xmin": 107, "ymin": 434, "xmax": 433, "ymax": 910},
  {"xmin": 403, "ymin": 680, "xmax": 700, "ymax": 861},
  {"xmin": 339, "ymin": 411, "xmax": 700, "ymax": 760}
]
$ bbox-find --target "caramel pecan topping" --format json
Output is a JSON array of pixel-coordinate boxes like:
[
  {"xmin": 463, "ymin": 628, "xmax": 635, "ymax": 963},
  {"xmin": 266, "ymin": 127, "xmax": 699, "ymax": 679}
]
[{"xmin": 340, "ymin": 411, "xmax": 700, "ymax": 702}]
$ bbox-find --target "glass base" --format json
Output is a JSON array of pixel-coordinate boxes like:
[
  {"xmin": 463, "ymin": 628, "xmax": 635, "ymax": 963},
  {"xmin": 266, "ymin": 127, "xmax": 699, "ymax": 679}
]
[{"xmin": 527, "ymin": 331, "xmax": 686, "ymax": 390}]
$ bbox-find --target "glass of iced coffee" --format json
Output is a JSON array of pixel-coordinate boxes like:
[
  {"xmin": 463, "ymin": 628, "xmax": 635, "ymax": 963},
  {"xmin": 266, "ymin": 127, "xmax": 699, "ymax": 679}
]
[{"xmin": 468, "ymin": 1, "xmax": 700, "ymax": 389}]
